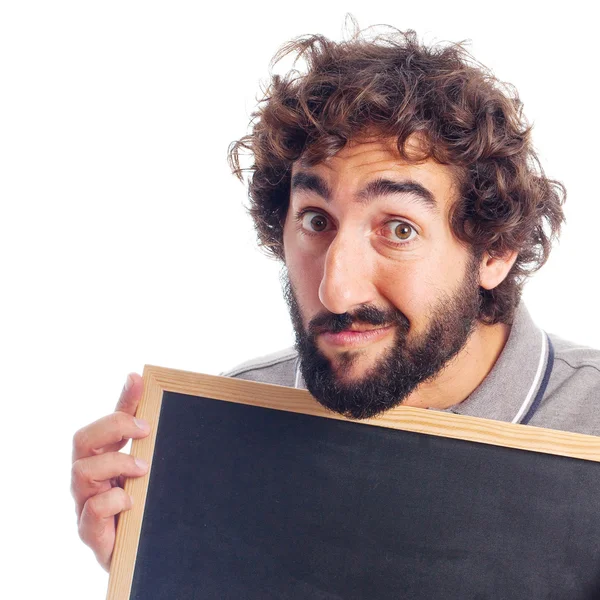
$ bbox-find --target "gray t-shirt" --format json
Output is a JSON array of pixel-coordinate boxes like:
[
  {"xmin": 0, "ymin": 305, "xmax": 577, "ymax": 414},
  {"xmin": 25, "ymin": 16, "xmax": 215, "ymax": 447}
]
[{"xmin": 224, "ymin": 303, "xmax": 600, "ymax": 436}]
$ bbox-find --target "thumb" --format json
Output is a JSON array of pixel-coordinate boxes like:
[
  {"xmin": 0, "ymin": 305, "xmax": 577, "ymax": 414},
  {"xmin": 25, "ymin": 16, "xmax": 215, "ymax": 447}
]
[{"xmin": 115, "ymin": 373, "xmax": 144, "ymax": 415}]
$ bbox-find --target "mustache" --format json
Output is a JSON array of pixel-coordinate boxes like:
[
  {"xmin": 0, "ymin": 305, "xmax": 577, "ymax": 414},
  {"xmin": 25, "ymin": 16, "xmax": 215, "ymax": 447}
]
[{"xmin": 308, "ymin": 305, "xmax": 409, "ymax": 335}]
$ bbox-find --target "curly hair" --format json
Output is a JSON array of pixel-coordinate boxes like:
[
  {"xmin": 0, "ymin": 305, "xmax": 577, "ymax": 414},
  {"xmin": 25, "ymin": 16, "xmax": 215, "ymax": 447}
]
[{"xmin": 228, "ymin": 26, "xmax": 566, "ymax": 325}]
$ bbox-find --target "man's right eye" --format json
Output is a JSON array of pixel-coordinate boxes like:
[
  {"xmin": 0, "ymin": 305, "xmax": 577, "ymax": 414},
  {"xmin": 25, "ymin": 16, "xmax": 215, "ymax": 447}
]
[{"xmin": 301, "ymin": 211, "xmax": 330, "ymax": 233}]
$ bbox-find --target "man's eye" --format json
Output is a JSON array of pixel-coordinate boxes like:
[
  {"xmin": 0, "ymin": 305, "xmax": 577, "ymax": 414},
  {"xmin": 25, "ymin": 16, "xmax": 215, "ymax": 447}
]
[
  {"xmin": 301, "ymin": 211, "xmax": 330, "ymax": 233},
  {"xmin": 384, "ymin": 220, "xmax": 417, "ymax": 243}
]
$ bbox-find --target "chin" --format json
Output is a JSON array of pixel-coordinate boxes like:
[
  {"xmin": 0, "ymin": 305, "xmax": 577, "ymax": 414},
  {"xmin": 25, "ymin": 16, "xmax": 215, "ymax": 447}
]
[{"xmin": 328, "ymin": 349, "xmax": 384, "ymax": 382}]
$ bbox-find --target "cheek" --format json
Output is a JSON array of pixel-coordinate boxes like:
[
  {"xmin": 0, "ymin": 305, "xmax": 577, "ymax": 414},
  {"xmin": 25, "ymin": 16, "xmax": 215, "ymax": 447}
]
[
  {"xmin": 378, "ymin": 262, "xmax": 431, "ymax": 318},
  {"xmin": 378, "ymin": 251, "xmax": 467, "ymax": 327},
  {"xmin": 283, "ymin": 227, "xmax": 324, "ymax": 311}
]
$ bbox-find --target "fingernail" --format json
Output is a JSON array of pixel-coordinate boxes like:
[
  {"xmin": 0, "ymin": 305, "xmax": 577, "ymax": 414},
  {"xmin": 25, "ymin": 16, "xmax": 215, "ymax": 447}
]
[
  {"xmin": 124, "ymin": 374, "xmax": 134, "ymax": 392},
  {"xmin": 134, "ymin": 418, "xmax": 150, "ymax": 432},
  {"xmin": 135, "ymin": 458, "xmax": 149, "ymax": 470}
]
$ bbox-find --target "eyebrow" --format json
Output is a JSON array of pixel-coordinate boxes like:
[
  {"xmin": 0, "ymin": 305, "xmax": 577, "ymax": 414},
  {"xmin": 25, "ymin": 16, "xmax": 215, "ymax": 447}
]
[
  {"xmin": 291, "ymin": 171, "xmax": 437, "ymax": 212},
  {"xmin": 291, "ymin": 172, "xmax": 332, "ymax": 200}
]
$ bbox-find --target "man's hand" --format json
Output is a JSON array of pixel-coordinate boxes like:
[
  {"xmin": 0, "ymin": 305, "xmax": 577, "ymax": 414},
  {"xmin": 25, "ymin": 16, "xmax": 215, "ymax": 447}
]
[{"xmin": 71, "ymin": 373, "xmax": 151, "ymax": 571}]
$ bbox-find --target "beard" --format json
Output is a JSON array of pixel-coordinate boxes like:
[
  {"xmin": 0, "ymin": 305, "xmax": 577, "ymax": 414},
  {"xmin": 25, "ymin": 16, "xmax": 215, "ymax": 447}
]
[{"xmin": 282, "ymin": 256, "xmax": 482, "ymax": 419}]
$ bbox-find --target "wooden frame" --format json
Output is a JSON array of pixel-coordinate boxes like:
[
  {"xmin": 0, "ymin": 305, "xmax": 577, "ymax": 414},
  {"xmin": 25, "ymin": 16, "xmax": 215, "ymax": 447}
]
[{"xmin": 106, "ymin": 364, "xmax": 600, "ymax": 599}]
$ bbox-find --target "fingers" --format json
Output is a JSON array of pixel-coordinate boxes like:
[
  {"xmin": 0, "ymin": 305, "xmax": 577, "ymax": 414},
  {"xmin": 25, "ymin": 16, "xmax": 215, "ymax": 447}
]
[
  {"xmin": 78, "ymin": 487, "xmax": 134, "ymax": 572},
  {"xmin": 72, "ymin": 410, "xmax": 150, "ymax": 462},
  {"xmin": 71, "ymin": 372, "xmax": 149, "ymax": 570},
  {"xmin": 115, "ymin": 373, "xmax": 144, "ymax": 415},
  {"xmin": 72, "ymin": 451, "xmax": 149, "ymax": 517}
]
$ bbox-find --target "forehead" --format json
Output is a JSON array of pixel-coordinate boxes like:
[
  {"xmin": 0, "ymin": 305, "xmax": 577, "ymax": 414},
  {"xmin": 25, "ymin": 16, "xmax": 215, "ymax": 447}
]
[{"xmin": 291, "ymin": 138, "xmax": 461, "ymax": 213}]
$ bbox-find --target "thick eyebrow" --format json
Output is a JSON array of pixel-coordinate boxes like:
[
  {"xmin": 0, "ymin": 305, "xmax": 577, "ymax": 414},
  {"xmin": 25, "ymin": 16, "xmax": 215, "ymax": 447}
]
[
  {"xmin": 291, "ymin": 171, "xmax": 437, "ymax": 212},
  {"xmin": 291, "ymin": 172, "xmax": 332, "ymax": 201},
  {"xmin": 358, "ymin": 178, "xmax": 437, "ymax": 212}
]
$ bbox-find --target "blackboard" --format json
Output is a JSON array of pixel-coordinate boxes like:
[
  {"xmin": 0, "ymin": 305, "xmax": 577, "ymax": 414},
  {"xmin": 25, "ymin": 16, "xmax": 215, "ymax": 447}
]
[{"xmin": 107, "ymin": 366, "xmax": 600, "ymax": 600}]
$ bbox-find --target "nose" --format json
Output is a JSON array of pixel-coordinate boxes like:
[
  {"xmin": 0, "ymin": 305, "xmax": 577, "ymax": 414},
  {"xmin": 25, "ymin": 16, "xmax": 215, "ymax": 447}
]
[{"xmin": 318, "ymin": 230, "xmax": 377, "ymax": 314}]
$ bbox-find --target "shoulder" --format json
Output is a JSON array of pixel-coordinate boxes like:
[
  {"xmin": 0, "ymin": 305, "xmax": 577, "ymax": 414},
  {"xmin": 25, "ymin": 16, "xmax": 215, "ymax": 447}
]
[
  {"xmin": 532, "ymin": 333, "xmax": 600, "ymax": 435},
  {"xmin": 221, "ymin": 347, "xmax": 299, "ymax": 388},
  {"xmin": 549, "ymin": 334, "xmax": 600, "ymax": 375}
]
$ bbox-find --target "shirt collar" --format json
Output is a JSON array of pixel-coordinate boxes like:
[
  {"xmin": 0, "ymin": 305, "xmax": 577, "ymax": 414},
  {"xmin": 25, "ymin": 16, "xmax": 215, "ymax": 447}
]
[{"xmin": 439, "ymin": 301, "xmax": 548, "ymax": 423}]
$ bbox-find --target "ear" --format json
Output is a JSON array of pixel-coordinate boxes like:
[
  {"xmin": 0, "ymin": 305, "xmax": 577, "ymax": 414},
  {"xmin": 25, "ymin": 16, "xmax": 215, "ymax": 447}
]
[{"xmin": 479, "ymin": 250, "xmax": 518, "ymax": 290}]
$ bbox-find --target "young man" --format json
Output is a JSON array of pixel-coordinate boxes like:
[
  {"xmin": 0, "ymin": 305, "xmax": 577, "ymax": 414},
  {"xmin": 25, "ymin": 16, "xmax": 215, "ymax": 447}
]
[{"xmin": 71, "ymin": 28, "xmax": 600, "ymax": 570}]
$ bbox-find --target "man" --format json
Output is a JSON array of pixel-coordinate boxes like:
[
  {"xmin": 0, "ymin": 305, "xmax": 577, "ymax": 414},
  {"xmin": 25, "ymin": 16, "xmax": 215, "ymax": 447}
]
[{"xmin": 71, "ymin": 27, "xmax": 600, "ymax": 570}]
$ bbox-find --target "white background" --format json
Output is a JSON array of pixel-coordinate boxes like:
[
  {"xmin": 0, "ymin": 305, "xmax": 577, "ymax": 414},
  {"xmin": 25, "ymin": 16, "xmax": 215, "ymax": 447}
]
[{"xmin": 1, "ymin": 1, "xmax": 598, "ymax": 598}]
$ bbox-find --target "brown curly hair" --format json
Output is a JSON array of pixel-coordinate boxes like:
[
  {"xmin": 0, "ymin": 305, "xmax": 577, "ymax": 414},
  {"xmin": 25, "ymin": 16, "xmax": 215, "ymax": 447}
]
[{"xmin": 228, "ymin": 26, "xmax": 566, "ymax": 325}]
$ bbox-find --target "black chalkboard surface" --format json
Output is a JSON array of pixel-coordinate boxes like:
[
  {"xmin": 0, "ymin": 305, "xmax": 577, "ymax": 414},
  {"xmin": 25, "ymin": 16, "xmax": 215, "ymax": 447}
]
[{"xmin": 108, "ymin": 367, "xmax": 600, "ymax": 600}]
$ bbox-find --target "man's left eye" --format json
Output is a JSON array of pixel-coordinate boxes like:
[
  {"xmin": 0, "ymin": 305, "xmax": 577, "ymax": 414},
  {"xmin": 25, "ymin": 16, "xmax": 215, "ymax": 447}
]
[{"xmin": 383, "ymin": 221, "xmax": 417, "ymax": 243}]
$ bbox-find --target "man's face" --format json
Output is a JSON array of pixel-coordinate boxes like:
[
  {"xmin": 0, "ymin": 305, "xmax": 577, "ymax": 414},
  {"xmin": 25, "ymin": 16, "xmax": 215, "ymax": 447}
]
[{"xmin": 282, "ymin": 138, "xmax": 482, "ymax": 419}]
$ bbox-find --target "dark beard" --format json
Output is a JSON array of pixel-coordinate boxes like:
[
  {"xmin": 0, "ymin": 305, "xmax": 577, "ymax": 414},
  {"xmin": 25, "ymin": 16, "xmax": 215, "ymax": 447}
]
[{"xmin": 282, "ymin": 258, "xmax": 482, "ymax": 419}]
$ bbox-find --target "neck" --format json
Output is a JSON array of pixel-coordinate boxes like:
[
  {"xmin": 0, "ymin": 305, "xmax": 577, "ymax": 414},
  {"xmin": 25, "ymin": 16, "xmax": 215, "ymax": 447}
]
[{"xmin": 402, "ymin": 321, "xmax": 511, "ymax": 410}]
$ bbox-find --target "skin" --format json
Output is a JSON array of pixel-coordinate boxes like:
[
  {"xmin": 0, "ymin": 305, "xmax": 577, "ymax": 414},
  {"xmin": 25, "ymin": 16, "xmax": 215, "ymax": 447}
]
[
  {"xmin": 283, "ymin": 137, "xmax": 517, "ymax": 409},
  {"xmin": 71, "ymin": 373, "xmax": 149, "ymax": 571},
  {"xmin": 71, "ymin": 137, "xmax": 517, "ymax": 570}
]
